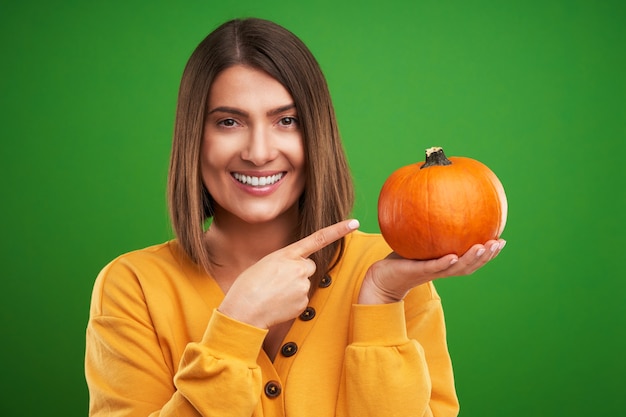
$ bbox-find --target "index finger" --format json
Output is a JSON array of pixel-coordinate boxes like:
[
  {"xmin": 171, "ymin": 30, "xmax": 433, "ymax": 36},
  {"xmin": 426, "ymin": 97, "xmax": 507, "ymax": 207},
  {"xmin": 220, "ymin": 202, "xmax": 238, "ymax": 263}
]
[{"xmin": 287, "ymin": 219, "xmax": 360, "ymax": 258}]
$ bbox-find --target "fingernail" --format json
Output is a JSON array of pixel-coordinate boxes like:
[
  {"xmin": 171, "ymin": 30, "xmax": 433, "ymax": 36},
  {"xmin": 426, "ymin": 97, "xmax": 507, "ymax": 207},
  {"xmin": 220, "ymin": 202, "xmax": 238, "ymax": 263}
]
[
  {"xmin": 490, "ymin": 243, "xmax": 499, "ymax": 253},
  {"xmin": 499, "ymin": 240, "xmax": 507, "ymax": 250},
  {"xmin": 450, "ymin": 258, "xmax": 458, "ymax": 265},
  {"xmin": 476, "ymin": 248, "xmax": 486, "ymax": 257},
  {"xmin": 348, "ymin": 219, "xmax": 360, "ymax": 230}
]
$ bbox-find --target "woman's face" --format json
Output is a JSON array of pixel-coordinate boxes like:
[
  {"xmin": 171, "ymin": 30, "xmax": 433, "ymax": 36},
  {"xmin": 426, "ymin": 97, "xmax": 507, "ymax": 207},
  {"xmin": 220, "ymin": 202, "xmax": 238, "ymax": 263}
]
[{"xmin": 201, "ymin": 65, "xmax": 306, "ymax": 225}]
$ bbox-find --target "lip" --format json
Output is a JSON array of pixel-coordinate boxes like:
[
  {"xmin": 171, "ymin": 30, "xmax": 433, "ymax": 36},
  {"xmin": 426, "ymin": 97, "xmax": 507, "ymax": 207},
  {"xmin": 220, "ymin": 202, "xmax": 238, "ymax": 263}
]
[{"xmin": 231, "ymin": 171, "xmax": 287, "ymax": 195}]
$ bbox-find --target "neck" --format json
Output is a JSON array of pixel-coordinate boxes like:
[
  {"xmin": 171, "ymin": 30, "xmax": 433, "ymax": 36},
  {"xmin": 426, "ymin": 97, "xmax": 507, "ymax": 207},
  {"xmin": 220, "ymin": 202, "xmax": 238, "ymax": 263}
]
[{"xmin": 204, "ymin": 206, "xmax": 300, "ymax": 275}]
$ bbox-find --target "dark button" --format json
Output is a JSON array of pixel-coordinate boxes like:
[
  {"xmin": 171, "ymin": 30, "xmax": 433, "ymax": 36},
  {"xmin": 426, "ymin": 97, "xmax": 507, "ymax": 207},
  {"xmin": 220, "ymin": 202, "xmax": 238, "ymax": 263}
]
[
  {"xmin": 319, "ymin": 274, "xmax": 332, "ymax": 288},
  {"xmin": 299, "ymin": 306, "xmax": 316, "ymax": 321},
  {"xmin": 264, "ymin": 381, "xmax": 282, "ymax": 398},
  {"xmin": 280, "ymin": 342, "xmax": 298, "ymax": 357}
]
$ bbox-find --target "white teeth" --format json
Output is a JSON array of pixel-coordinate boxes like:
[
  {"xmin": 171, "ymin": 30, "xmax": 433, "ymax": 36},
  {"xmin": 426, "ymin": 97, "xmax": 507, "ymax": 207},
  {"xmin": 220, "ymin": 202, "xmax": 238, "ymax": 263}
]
[{"xmin": 233, "ymin": 172, "xmax": 284, "ymax": 186}]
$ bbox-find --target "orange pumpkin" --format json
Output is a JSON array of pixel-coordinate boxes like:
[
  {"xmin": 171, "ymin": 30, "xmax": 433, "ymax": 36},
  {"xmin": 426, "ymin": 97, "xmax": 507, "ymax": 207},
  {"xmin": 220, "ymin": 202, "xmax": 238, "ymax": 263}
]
[{"xmin": 378, "ymin": 146, "xmax": 507, "ymax": 260}]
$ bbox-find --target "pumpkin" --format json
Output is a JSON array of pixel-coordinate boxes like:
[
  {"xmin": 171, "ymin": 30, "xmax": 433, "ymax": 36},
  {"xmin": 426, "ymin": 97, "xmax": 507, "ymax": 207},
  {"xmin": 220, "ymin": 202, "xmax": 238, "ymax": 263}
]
[{"xmin": 377, "ymin": 146, "xmax": 507, "ymax": 260}]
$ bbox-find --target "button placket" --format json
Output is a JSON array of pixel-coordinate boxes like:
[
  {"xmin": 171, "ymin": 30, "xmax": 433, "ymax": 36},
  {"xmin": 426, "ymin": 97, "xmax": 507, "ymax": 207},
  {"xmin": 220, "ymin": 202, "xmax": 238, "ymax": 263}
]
[{"xmin": 271, "ymin": 272, "xmax": 333, "ymax": 387}]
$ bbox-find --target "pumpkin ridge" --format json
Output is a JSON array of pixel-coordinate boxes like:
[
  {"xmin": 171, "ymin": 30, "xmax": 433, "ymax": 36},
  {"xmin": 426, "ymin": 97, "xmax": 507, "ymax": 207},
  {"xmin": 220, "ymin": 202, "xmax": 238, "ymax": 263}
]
[
  {"xmin": 463, "ymin": 158, "xmax": 491, "ymax": 251},
  {"xmin": 482, "ymin": 170, "xmax": 503, "ymax": 238},
  {"xmin": 462, "ymin": 158, "xmax": 504, "ymax": 242},
  {"xmin": 424, "ymin": 166, "xmax": 433, "ymax": 259},
  {"xmin": 451, "ymin": 176, "xmax": 463, "ymax": 253}
]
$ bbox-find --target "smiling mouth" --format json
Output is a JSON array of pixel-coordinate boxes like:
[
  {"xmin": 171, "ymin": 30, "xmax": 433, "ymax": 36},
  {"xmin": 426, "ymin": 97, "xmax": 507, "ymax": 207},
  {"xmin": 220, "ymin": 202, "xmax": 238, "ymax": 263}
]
[{"xmin": 232, "ymin": 172, "xmax": 285, "ymax": 187}]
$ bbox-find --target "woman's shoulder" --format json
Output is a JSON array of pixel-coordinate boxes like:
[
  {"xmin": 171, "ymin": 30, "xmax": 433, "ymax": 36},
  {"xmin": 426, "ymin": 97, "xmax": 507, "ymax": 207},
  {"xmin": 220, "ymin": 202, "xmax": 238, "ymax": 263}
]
[
  {"xmin": 91, "ymin": 241, "xmax": 195, "ymax": 302},
  {"xmin": 100, "ymin": 241, "xmax": 180, "ymax": 273},
  {"xmin": 103, "ymin": 239, "xmax": 198, "ymax": 270}
]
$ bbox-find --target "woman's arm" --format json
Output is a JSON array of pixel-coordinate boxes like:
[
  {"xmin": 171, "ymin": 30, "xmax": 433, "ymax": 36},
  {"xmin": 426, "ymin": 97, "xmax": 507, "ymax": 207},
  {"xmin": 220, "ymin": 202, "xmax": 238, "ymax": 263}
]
[
  {"xmin": 85, "ymin": 260, "xmax": 267, "ymax": 417},
  {"xmin": 337, "ymin": 239, "xmax": 505, "ymax": 416},
  {"xmin": 337, "ymin": 284, "xmax": 458, "ymax": 417}
]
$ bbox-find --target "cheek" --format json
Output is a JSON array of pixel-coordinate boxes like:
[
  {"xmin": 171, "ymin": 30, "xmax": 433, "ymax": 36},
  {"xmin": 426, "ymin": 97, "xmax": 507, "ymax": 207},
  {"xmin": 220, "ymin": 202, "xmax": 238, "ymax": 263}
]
[
  {"xmin": 288, "ymin": 137, "xmax": 306, "ymax": 172},
  {"xmin": 200, "ymin": 136, "xmax": 231, "ymax": 172},
  {"xmin": 291, "ymin": 143, "xmax": 307, "ymax": 193},
  {"xmin": 199, "ymin": 141, "xmax": 229, "ymax": 193}
]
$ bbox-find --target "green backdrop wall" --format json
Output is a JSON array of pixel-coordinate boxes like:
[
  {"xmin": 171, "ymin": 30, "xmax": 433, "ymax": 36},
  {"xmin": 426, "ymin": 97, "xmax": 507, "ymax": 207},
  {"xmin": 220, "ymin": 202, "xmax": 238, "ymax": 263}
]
[{"xmin": 1, "ymin": 1, "xmax": 624, "ymax": 416}]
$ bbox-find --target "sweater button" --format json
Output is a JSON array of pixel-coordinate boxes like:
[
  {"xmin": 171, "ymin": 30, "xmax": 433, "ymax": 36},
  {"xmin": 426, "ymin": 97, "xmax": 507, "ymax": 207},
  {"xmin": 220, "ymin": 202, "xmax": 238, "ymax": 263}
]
[
  {"xmin": 280, "ymin": 342, "xmax": 298, "ymax": 357},
  {"xmin": 319, "ymin": 274, "xmax": 332, "ymax": 288},
  {"xmin": 299, "ymin": 307, "xmax": 316, "ymax": 321},
  {"xmin": 264, "ymin": 381, "xmax": 282, "ymax": 398}
]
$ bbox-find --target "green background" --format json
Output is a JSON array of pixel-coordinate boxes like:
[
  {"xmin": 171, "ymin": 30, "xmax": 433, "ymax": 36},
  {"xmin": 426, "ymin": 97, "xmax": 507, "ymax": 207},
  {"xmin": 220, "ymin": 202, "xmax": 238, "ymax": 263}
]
[{"xmin": 1, "ymin": 1, "xmax": 624, "ymax": 416}]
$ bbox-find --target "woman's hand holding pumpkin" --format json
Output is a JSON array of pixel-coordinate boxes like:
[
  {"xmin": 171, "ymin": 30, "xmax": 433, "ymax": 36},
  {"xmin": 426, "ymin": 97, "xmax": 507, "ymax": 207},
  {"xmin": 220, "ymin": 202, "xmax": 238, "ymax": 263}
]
[{"xmin": 358, "ymin": 238, "xmax": 506, "ymax": 305}]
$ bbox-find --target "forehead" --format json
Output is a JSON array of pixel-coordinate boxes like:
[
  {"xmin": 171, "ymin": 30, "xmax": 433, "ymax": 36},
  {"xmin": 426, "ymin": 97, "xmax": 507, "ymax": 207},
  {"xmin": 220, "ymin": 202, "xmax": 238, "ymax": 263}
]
[{"xmin": 208, "ymin": 65, "xmax": 294, "ymax": 110}]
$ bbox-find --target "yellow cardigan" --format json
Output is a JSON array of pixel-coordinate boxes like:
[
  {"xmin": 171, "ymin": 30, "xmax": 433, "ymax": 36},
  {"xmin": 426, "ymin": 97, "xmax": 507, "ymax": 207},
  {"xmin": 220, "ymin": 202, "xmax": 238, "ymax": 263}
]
[{"xmin": 85, "ymin": 231, "xmax": 459, "ymax": 416}]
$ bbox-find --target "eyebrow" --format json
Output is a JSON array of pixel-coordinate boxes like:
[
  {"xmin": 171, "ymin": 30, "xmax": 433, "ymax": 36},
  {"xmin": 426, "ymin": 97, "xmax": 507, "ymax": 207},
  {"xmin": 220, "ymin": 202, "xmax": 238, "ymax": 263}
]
[{"xmin": 207, "ymin": 103, "xmax": 296, "ymax": 117}]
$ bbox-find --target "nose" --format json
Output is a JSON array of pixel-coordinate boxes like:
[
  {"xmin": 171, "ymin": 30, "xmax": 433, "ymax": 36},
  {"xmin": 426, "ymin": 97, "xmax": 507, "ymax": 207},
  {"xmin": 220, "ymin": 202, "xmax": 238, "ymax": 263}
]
[{"xmin": 241, "ymin": 126, "xmax": 277, "ymax": 166}]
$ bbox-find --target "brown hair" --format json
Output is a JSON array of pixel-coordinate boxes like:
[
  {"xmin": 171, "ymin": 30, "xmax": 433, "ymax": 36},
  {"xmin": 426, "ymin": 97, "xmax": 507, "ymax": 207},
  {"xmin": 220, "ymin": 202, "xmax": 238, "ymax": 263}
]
[{"xmin": 167, "ymin": 18, "xmax": 354, "ymax": 289}]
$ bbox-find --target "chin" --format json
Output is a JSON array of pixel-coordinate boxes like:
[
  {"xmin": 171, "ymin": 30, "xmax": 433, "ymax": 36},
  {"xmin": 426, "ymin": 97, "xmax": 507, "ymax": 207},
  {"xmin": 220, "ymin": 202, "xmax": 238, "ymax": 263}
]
[{"xmin": 238, "ymin": 204, "xmax": 299, "ymax": 225}]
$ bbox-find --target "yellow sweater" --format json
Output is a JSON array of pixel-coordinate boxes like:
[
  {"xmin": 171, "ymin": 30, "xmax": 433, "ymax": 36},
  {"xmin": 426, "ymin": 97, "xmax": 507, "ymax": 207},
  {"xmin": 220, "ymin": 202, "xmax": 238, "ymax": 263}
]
[{"xmin": 85, "ymin": 231, "xmax": 459, "ymax": 416}]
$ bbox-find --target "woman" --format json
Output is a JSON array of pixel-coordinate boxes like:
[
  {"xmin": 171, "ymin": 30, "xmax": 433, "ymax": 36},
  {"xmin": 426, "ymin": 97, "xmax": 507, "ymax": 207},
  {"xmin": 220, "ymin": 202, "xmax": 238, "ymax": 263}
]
[{"xmin": 85, "ymin": 18, "xmax": 505, "ymax": 417}]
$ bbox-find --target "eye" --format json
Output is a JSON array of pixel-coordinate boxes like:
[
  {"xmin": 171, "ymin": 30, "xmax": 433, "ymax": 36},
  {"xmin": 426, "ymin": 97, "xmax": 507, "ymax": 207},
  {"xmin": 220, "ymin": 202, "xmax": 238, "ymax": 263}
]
[
  {"xmin": 278, "ymin": 116, "xmax": 298, "ymax": 127},
  {"xmin": 218, "ymin": 118, "xmax": 239, "ymax": 128}
]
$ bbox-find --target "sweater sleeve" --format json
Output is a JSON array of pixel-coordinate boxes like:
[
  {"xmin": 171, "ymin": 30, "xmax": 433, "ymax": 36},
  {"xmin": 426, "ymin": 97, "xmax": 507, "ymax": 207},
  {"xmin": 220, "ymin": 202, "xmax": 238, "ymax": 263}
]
[
  {"xmin": 338, "ymin": 283, "xmax": 459, "ymax": 417},
  {"xmin": 85, "ymin": 259, "xmax": 268, "ymax": 417},
  {"xmin": 173, "ymin": 310, "xmax": 268, "ymax": 416}
]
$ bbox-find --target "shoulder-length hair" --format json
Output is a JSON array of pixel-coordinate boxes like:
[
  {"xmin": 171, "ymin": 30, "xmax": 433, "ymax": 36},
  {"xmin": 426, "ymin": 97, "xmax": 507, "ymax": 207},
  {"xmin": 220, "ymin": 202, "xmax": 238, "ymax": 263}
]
[{"xmin": 167, "ymin": 18, "xmax": 354, "ymax": 290}]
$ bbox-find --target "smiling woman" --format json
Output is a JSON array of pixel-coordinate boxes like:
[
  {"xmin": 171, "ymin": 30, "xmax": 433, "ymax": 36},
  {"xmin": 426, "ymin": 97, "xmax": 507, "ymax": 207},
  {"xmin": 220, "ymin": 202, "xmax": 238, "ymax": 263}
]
[
  {"xmin": 84, "ymin": 17, "xmax": 504, "ymax": 417},
  {"xmin": 166, "ymin": 19, "xmax": 354, "ymax": 287}
]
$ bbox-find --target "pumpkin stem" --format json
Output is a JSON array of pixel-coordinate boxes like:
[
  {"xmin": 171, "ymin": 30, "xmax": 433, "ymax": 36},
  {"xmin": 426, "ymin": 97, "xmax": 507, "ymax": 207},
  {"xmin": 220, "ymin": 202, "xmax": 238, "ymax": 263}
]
[{"xmin": 421, "ymin": 146, "xmax": 452, "ymax": 169}]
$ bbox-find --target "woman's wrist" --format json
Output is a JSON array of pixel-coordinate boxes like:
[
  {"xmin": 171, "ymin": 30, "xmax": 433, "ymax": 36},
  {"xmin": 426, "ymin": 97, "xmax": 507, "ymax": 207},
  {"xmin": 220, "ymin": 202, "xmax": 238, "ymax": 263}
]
[
  {"xmin": 218, "ymin": 300, "xmax": 268, "ymax": 330},
  {"xmin": 357, "ymin": 275, "xmax": 408, "ymax": 305}
]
